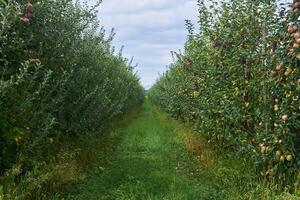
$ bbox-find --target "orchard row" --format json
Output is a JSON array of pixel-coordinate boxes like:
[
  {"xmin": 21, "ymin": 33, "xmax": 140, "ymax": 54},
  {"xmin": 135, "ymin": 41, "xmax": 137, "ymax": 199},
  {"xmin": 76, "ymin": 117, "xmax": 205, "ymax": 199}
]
[
  {"xmin": 149, "ymin": 0, "xmax": 300, "ymax": 189},
  {"xmin": 0, "ymin": 0, "xmax": 144, "ymax": 178}
]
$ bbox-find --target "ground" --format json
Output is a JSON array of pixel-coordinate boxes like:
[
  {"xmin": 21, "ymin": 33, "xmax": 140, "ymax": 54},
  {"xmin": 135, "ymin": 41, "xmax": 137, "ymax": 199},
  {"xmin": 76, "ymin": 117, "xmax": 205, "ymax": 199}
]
[
  {"xmin": 63, "ymin": 100, "xmax": 224, "ymax": 200},
  {"xmin": 49, "ymin": 100, "xmax": 295, "ymax": 200}
]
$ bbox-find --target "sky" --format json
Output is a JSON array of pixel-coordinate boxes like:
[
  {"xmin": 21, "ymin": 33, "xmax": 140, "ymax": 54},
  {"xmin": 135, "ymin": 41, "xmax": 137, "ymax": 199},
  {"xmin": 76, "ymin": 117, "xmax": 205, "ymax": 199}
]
[
  {"xmin": 94, "ymin": 0, "xmax": 199, "ymax": 89},
  {"xmin": 90, "ymin": 0, "xmax": 292, "ymax": 89}
]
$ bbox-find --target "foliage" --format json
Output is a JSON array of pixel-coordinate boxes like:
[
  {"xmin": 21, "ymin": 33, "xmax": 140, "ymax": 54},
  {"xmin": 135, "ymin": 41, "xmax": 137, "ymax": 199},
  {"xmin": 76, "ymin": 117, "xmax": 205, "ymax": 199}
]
[
  {"xmin": 149, "ymin": 0, "xmax": 300, "ymax": 190},
  {"xmin": 0, "ymin": 0, "xmax": 144, "ymax": 198}
]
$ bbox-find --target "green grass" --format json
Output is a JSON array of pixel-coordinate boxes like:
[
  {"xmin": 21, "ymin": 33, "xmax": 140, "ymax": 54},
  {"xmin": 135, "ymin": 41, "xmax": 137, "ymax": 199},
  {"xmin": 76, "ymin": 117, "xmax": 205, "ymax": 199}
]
[
  {"xmin": 62, "ymin": 100, "xmax": 222, "ymax": 200},
  {"xmin": 47, "ymin": 100, "xmax": 298, "ymax": 200}
]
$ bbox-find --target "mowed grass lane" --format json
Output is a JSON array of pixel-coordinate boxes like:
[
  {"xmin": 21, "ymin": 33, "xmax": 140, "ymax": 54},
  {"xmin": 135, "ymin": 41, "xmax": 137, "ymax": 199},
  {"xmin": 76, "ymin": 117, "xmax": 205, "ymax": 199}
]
[{"xmin": 65, "ymin": 100, "xmax": 222, "ymax": 200}]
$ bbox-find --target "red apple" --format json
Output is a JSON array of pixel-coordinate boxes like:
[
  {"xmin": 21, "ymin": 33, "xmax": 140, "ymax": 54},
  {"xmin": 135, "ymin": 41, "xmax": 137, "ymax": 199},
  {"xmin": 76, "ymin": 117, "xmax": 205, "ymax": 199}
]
[
  {"xmin": 294, "ymin": 32, "xmax": 300, "ymax": 38},
  {"xmin": 293, "ymin": 43, "xmax": 300, "ymax": 48},
  {"xmin": 24, "ymin": 13, "xmax": 33, "ymax": 19},
  {"xmin": 21, "ymin": 17, "xmax": 30, "ymax": 25},
  {"xmin": 281, "ymin": 114, "xmax": 288, "ymax": 121},
  {"xmin": 25, "ymin": 2, "xmax": 33, "ymax": 10},
  {"xmin": 291, "ymin": 33, "xmax": 296, "ymax": 38}
]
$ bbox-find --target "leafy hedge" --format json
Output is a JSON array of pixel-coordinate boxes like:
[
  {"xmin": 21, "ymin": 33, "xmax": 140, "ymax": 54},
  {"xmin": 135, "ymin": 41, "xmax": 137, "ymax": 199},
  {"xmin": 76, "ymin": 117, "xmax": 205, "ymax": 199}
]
[
  {"xmin": 149, "ymin": 0, "xmax": 299, "ymax": 189},
  {"xmin": 0, "ymin": 0, "xmax": 144, "ymax": 177}
]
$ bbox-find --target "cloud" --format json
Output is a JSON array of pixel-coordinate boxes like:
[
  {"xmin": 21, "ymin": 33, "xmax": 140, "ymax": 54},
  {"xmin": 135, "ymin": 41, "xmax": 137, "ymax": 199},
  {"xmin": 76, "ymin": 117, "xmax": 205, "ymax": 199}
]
[
  {"xmin": 99, "ymin": 0, "xmax": 196, "ymax": 15},
  {"xmin": 99, "ymin": 0, "xmax": 198, "ymax": 29},
  {"xmin": 88, "ymin": 0, "xmax": 199, "ymax": 87},
  {"xmin": 89, "ymin": 0, "xmax": 293, "ymax": 87},
  {"xmin": 99, "ymin": 0, "xmax": 172, "ymax": 14}
]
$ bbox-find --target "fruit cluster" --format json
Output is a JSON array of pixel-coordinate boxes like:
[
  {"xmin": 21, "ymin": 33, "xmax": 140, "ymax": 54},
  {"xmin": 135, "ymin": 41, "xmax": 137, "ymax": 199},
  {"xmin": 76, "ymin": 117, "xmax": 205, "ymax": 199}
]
[{"xmin": 21, "ymin": 2, "xmax": 33, "ymax": 25}]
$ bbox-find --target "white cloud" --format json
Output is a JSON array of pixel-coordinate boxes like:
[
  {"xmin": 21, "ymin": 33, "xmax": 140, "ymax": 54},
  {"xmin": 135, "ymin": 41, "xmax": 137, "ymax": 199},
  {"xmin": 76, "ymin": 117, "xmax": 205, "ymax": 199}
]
[
  {"xmin": 99, "ymin": 1, "xmax": 197, "ymax": 29},
  {"xmin": 88, "ymin": 0, "xmax": 199, "ymax": 87},
  {"xmin": 99, "ymin": 0, "xmax": 171, "ymax": 14},
  {"xmin": 86, "ymin": 0, "xmax": 294, "ymax": 87}
]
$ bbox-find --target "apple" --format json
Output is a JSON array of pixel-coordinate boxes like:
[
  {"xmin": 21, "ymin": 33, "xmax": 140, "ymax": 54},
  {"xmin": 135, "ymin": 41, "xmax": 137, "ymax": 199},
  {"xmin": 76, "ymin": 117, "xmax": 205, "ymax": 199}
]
[
  {"xmin": 25, "ymin": 2, "xmax": 33, "ymax": 10},
  {"xmin": 288, "ymin": 49, "xmax": 295, "ymax": 56},
  {"xmin": 284, "ymin": 68, "xmax": 293, "ymax": 76},
  {"xmin": 276, "ymin": 63, "xmax": 283, "ymax": 71},
  {"xmin": 294, "ymin": 32, "xmax": 300, "ymax": 38},
  {"xmin": 21, "ymin": 17, "xmax": 29, "ymax": 25},
  {"xmin": 293, "ymin": 43, "xmax": 300, "ymax": 48},
  {"xmin": 281, "ymin": 114, "xmax": 288, "ymax": 121},
  {"xmin": 24, "ymin": 13, "xmax": 33, "ymax": 19},
  {"xmin": 288, "ymin": 25, "xmax": 294, "ymax": 33},
  {"xmin": 275, "ymin": 151, "xmax": 281, "ymax": 160},
  {"xmin": 286, "ymin": 155, "xmax": 293, "ymax": 161},
  {"xmin": 261, "ymin": 146, "xmax": 266, "ymax": 153},
  {"xmin": 293, "ymin": 25, "xmax": 298, "ymax": 32},
  {"xmin": 294, "ymin": 2, "xmax": 300, "ymax": 9},
  {"xmin": 270, "ymin": 70, "xmax": 278, "ymax": 77}
]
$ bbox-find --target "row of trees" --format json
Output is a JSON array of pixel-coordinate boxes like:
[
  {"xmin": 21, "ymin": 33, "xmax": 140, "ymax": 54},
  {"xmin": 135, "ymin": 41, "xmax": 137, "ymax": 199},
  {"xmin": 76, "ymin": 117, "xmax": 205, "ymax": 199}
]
[
  {"xmin": 149, "ymin": 0, "xmax": 299, "ymax": 189},
  {"xmin": 0, "ymin": 0, "xmax": 144, "ymax": 181}
]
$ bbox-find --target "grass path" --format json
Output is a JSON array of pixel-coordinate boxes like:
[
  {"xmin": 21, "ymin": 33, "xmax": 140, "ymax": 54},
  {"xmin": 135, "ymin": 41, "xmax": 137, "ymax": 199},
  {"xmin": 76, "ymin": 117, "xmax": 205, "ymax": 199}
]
[
  {"xmin": 48, "ymin": 100, "xmax": 300, "ymax": 200},
  {"xmin": 65, "ymin": 100, "xmax": 225, "ymax": 200}
]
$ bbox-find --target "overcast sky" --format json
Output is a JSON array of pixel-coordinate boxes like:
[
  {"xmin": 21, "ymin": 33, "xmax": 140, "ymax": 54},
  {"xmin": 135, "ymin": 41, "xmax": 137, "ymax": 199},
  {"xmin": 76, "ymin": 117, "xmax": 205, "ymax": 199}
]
[
  {"xmin": 91, "ymin": 0, "xmax": 292, "ymax": 89},
  {"xmin": 94, "ymin": 0, "xmax": 199, "ymax": 89}
]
